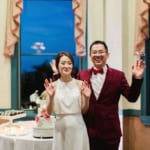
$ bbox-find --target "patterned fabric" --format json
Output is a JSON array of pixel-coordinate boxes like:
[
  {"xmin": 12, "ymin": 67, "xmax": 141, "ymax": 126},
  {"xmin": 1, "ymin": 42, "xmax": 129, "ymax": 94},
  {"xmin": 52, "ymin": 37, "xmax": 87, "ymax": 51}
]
[
  {"xmin": 134, "ymin": 0, "xmax": 150, "ymax": 54},
  {"xmin": 72, "ymin": 0, "xmax": 86, "ymax": 56},
  {"xmin": 4, "ymin": 0, "xmax": 23, "ymax": 57},
  {"xmin": 54, "ymin": 79, "xmax": 81, "ymax": 114}
]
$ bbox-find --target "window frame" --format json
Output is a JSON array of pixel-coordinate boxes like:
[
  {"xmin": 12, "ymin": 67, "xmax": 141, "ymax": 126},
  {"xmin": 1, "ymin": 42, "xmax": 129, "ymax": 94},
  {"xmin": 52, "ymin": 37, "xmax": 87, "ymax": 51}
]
[
  {"xmin": 11, "ymin": 0, "xmax": 88, "ymax": 109},
  {"xmin": 140, "ymin": 39, "xmax": 150, "ymax": 125}
]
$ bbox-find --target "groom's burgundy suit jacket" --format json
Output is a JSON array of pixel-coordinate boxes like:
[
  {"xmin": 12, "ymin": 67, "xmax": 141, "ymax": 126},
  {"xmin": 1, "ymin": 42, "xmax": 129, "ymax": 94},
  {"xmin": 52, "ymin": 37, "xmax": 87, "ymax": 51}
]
[{"xmin": 77, "ymin": 65, "xmax": 143, "ymax": 140}]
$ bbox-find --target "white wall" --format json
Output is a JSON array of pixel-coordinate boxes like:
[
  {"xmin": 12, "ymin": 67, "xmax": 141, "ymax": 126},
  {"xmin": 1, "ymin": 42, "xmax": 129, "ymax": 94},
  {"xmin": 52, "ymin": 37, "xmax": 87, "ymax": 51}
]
[
  {"xmin": 87, "ymin": 0, "xmax": 105, "ymax": 67},
  {"xmin": 87, "ymin": 0, "xmax": 140, "ymax": 109},
  {"xmin": 121, "ymin": 0, "xmax": 141, "ymax": 109},
  {"xmin": 105, "ymin": 0, "xmax": 122, "ymax": 70},
  {"xmin": 0, "ymin": 0, "xmax": 11, "ymax": 108}
]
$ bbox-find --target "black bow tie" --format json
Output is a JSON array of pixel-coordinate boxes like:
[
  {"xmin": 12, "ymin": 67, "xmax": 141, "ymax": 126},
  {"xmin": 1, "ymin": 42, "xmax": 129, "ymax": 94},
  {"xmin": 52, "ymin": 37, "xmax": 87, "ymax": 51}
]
[{"xmin": 92, "ymin": 68, "xmax": 104, "ymax": 75}]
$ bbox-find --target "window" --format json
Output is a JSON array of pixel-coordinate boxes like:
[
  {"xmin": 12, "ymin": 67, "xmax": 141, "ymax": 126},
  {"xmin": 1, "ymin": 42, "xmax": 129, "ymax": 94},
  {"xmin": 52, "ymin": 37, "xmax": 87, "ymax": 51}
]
[
  {"xmin": 140, "ymin": 39, "xmax": 150, "ymax": 125},
  {"xmin": 11, "ymin": 0, "xmax": 80, "ymax": 109}
]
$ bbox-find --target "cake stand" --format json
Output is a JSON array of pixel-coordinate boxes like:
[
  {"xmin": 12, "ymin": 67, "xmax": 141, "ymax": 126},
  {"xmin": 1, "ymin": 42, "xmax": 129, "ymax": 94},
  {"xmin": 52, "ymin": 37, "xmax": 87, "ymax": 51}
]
[
  {"xmin": 0, "ymin": 113, "xmax": 26, "ymax": 123},
  {"xmin": 0, "ymin": 113, "xmax": 27, "ymax": 136}
]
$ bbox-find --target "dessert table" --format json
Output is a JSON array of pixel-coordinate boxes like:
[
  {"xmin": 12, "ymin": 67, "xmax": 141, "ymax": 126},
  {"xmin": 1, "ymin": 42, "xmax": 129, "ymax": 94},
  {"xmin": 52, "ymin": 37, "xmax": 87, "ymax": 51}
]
[{"xmin": 0, "ymin": 121, "xmax": 54, "ymax": 150}]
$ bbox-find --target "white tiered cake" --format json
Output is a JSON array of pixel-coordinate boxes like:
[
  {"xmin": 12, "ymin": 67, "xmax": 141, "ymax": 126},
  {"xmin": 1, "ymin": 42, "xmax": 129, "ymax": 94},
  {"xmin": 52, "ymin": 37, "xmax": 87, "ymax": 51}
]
[{"xmin": 33, "ymin": 108, "xmax": 55, "ymax": 138}]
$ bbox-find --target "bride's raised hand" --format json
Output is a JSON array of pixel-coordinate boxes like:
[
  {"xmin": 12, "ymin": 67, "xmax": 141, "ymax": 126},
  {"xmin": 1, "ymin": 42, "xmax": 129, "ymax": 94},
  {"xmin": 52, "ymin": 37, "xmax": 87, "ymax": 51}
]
[
  {"xmin": 81, "ymin": 80, "xmax": 91, "ymax": 99},
  {"xmin": 44, "ymin": 78, "xmax": 55, "ymax": 97}
]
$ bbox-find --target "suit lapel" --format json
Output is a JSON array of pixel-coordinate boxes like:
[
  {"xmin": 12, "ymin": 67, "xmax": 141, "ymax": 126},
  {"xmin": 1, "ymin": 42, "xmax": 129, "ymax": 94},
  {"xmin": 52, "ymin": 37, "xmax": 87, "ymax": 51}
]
[
  {"xmin": 98, "ymin": 66, "xmax": 113, "ymax": 99},
  {"xmin": 84, "ymin": 68, "xmax": 93, "ymax": 83},
  {"xmin": 85, "ymin": 67, "xmax": 114, "ymax": 101},
  {"xmin": 85, "ymin": 68, "xmax": 98, "ymax": 101}
]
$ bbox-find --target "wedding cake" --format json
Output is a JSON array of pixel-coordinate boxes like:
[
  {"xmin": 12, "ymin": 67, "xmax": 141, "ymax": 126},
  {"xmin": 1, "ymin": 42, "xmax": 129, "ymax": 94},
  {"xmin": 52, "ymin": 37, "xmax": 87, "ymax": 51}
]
[{"xmin": 33, "ymin": 108, "xmax": 55, "ymax": 138}]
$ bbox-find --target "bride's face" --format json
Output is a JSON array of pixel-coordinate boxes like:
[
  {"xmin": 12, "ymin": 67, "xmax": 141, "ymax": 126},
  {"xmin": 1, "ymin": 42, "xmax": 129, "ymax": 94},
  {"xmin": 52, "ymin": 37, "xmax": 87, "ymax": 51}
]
[{"xmin": 58, "ymin": 55, "xmax": 73, "ymax": 76}]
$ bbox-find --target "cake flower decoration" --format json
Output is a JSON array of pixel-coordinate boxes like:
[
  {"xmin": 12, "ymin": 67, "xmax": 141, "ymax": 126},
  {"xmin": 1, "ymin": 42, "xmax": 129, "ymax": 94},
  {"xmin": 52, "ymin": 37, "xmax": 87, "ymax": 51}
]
[
  {"xmin": 35, "ymin": 115, "xmax": 40, "ymax": 122},
  {"xmin": 35, "ymin": 108, "xmax": 50, "ymax": 124},
  {"xmin": 41, "ymin": 108, "xmax": 50, "ymax": 118},
  {"xmin": 35, "ymin": 108, "xmax": 50, "ymax": 123}
]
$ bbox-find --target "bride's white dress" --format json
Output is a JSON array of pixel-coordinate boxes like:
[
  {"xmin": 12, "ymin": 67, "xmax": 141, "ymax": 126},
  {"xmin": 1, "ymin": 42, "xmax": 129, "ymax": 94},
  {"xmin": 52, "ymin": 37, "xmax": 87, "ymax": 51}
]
[{"xmin": 53, "ymin": 78, "xmax": 89, "ymax": 150}]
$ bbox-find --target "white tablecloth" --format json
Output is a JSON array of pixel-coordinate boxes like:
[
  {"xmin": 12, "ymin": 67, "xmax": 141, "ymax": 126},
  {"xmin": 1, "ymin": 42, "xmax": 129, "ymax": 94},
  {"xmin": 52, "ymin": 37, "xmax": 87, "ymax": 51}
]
[
  {"xmin": 0, "ymin": 121, "xmax": 54, "ymax": 150},
  {"xmin": 0, "ymin": 133, "xmax": 54, "ymax": 150}
]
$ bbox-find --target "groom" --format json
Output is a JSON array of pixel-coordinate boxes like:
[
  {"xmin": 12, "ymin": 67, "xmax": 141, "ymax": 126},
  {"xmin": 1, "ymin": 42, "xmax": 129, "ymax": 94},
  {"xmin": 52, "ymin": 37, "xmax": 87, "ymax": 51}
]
[{"xmin": 77, "ymin": 40, "xmax": 145, "ymax": 150}]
